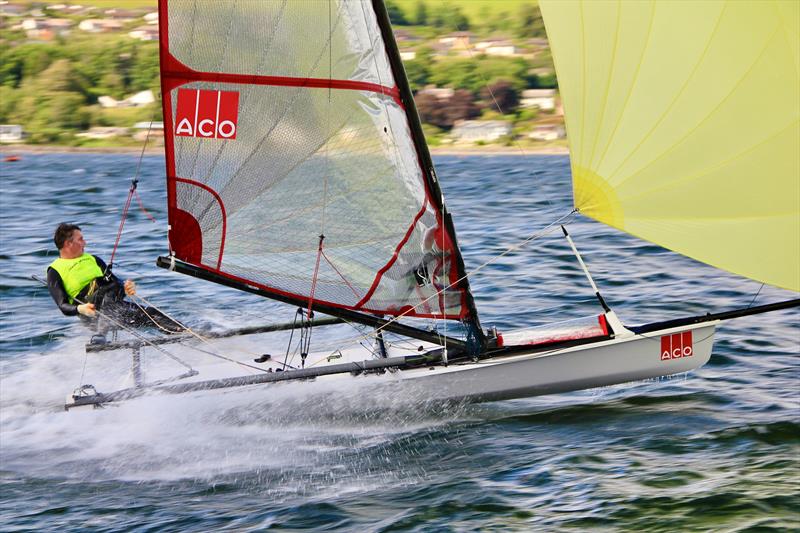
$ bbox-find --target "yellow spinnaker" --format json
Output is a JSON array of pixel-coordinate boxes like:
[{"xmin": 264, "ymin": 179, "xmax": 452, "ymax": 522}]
[{"xmin": 540, "ymin": 0, "xmax": 800, "ymax": 292}]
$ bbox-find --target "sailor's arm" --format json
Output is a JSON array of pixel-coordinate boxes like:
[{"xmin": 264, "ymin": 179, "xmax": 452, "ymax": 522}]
[
  {"xmin": 94, "ymin": 255, "xmax": 135, "ymax": 296},
  {"xmin": 47, "ymin": 268, "xmax": 96, "ymax": 317},
  {"xmin": 47, "ymin": 267, "xmax": 79, "ymax": 316}
]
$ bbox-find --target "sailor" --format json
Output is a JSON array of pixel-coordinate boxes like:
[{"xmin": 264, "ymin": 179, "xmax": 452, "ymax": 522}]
[{"xmin": 47, "ymin": 223, "xmax": 181, "ymax": 332}]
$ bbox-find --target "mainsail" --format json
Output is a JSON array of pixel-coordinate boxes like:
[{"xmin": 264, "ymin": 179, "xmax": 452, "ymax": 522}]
[
  {"xmin": 158, "ymin": 0, "xmax": 475, "ymax": 321},
  {"xmin": 541, "ymin": 0, "xmax": 800, "ymax": 292}
]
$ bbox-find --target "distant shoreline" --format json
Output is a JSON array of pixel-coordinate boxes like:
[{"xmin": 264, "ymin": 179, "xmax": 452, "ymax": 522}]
[{"xmin": 1, "ymin": 144, "xmax": 569, "ymax": 156}]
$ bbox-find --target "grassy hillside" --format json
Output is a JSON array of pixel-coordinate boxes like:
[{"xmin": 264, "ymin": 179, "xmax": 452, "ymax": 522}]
[
  {"xmin": 393, "ymin": 0, "xmax": 538, "ymax": 21},
  {"xmin": 3, "ymin": 0, "xmax": 557, "ymax": 147},
  {"xmin": 16, "ymin": 0, "xmax": 537, "ymax": 20}
]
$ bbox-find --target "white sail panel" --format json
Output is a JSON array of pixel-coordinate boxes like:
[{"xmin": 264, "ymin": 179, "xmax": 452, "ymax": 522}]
[
  {"xmin": 160, "ymin": 0, "xmax": 469, "ymax": 318},
  {"xmin": 167, "ymin": 0, "xmax": 393, "ymax": 84},
  {"xmin": 541, "ymin": 0, "xmax": 800, "ymax": 291}
]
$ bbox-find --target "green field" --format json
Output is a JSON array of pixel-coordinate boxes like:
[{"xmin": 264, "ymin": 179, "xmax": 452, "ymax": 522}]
[
  {"xmin": 393, "ymin": 0, "xmax": 538, "ymax": 21},
  {"xmin": 15, "ymin": 0, "xmax": 156, "ymax": 7},
  {"xmin": 18, "ymin": 0, "xmax": 536, "ymax": 20}
]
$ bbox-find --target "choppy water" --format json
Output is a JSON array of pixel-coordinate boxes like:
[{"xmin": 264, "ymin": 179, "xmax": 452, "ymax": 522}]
[{"xmin": 1, "ymin": 154, "xmax": 798, "ymax": 532}]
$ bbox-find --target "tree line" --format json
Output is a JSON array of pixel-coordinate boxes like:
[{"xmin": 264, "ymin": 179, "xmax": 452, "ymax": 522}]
[
  {"xmin": 386, "ymin": 1, "xmax": 546, "ymax": 38},
  {"xmin": 1, "ymin": 34, "xmax": 159, "ymax": 143},
  {"xmin": 0, "ymin": 1, "xmax": 554, "ymax": 144}
]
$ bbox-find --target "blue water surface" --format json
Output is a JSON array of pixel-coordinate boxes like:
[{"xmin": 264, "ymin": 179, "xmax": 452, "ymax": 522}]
[{"xmin": 0, "ymin": 153, "xmax": 797, "ymax": 532}]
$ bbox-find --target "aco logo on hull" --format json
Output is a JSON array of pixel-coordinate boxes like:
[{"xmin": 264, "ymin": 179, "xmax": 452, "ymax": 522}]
[
  {"xmin": 661, "ymin": 331, "xmax": 693, "ymax": 360},
  {"xmin": 175, "ymin": 89, "xmax": 239, "ymax": 140}
]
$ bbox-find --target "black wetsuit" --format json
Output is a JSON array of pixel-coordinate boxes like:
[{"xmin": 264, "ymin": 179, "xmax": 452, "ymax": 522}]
[{"xmin": 47, "ymin": 255, "xmax": 179, "ymax": 332}]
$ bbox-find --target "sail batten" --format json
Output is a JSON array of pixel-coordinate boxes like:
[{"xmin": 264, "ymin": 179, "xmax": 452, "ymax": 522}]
[
  {"xmin": 542, "ymin": 0, "xmax": 800, "ymax": 292},
  {"xmin": 159, "ymin": 0, "xmax": 473, "ymax": 320}
]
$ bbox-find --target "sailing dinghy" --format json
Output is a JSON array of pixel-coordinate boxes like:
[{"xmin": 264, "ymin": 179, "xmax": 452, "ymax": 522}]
[{"xmin": 65, "ymin": 0, "xmax": 798, "ymax": 410}]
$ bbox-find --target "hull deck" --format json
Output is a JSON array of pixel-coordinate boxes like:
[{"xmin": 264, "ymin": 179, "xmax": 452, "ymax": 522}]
[{"xmin": 66, "ymin": 321, "xmax": 716, "ymax": 409}]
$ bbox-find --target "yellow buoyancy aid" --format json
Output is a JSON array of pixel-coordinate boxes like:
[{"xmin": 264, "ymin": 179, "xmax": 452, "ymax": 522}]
[{"xmin": 48, "ymin": 253, "xmax": 103, "ymax": 304}]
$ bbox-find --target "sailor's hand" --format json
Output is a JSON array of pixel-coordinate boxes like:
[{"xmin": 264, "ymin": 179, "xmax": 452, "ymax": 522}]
[
  {"xmin": 77, "ymin": 303, "xmax": 96, "ymax": 318},
  {"xmin": 124, "ymin": 280, "xmax": 136, "ymax": 297}
]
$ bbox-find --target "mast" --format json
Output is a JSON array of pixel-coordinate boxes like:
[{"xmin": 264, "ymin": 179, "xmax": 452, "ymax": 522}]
[
  {"xmin": 156, "ymin": 1, "xmax": 481, "ymax": 353},
  {"xmin": 371, "ymin": 0, "xmax": 486, "ymax": 351}
]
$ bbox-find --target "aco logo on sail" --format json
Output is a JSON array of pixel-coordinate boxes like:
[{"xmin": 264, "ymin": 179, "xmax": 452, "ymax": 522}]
[
  {"xmin": 661, "ymin": 331, "xmax": 693, "ymax": 360},
  {"xmin": 174, "ymin": 89, "xmax": 239, "ymax": 140}
]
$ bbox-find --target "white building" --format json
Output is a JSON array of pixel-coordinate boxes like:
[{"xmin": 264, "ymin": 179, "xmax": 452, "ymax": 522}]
[
  {"xmin": 451, "ymin": 120, "xmax": 512, "ymax": 143},
  {"xmin": 528, "ymin": 124, "xmax": 565, "ymax": 141},
  {"xmin": 520, "ymin": 89, "xmax": 557, "ymax": 110},
  {"xmin": 438, "ymin": 31, "xmax": 473, "ymax": 51},
  {"xmin": 79, "ymin": 19, "xmax": 124, "ymax": 32},
  {"xmin": 132, "ymin": 122, "xmax": 164, "ymax": 142},
  {"xmin": 76, "ymin": 127, "xmax": 129, "ymax": 139},
  {"xmin": 98, "ymin": 90, "xmax": 156, "ymax": 108},
  {"xmin": 0, "ymin": 124, "xmax": 25, "ymax": 143},
  {"xmin": 127, "ymin": 90, "xmax": 155, "ymax": 106},
  {"xmin": 475, "ymin": 40, "xmax": 518, "ymax": 57},
  {"xmin": 417, "ymin": 86, "xmax": 454, "ymax": 100},
  {"xmin": 133, "ymin": 121, "xmax": 164, "ymax": 130},
  {"xmin": 0, "ymin": 3, "xmax": 27, "ymax": 17},
  {"xmin": 129, "ymin": 25, "xmax": 158, "ymax": 41}
]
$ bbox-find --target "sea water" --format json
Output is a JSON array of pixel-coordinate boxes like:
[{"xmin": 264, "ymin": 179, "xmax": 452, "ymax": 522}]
[{"xmin": 1, "ymin": 154, "xmax": 798, "ymax": 531}]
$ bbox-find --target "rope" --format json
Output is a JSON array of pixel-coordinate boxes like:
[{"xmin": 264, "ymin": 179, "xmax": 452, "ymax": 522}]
[
  {"xmin": 307, "ymin": 235, "xmax": 325, "ymax": 319},
  {"xmin": 352, "ymin": 209, "xmax": 576, "ymax": 341},
  {"xmin": 108, "ymin": 183, "xmax": 135, "ymax": 267},
  {"xmin": 747, "ymin": 284, "xmax": 765, "ymax": 309},
  {"xmin": 283, "ymin": 309, "xmax": 301, "ymax": 370},
  {"xmin": 321, "ymin": 249, "xmax": 362, "ymax": 301},
  {"xmin": 130, "ymin": 293, "xmax": 276, "ymax": 373},
  {"xmin": 134, "ymin": 189, "xmax": 157, "ymax": 223},
  {"xmin": 77, "ymin": 347, "xmax": 90, "ymax": 389},
  {"xmin": 294, "ymin": 210, "xmax": 579, "ymax": 357},
  {"xmin": 72, "ymin": 294, "xmax": 195, "ymax": 372},
  {"xmin": 108, "ymin": 118, "xmax": 157, "ymax": 266}
]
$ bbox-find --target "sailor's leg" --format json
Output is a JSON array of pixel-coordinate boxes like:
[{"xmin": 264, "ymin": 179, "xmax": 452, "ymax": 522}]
[
  {"xmin": 101, "ymin": 301, "xmax": 184, "ymax": 333},
  {"xmin": 142, "ymin": 306, "xmax": 185, "ymax": 333}
]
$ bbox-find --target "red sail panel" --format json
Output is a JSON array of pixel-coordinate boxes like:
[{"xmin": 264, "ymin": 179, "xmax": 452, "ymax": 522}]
[{"xmin": 159, "ymin": 0, "xmax": 468, "ymax": 319}]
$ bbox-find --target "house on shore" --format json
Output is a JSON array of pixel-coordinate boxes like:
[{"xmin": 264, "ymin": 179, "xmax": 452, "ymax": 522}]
[
  {"xmin": 76, "ymin": 127, "xmax": 129, "ymax": 140},
  {"xmin": 528, "ymin": 124, "xmax": 566, "ymax": 141},
  {"xmin": 451, "ymin": 120, "xmax": 512, "ymax": 143},
  {"xmin": 132, "ymin": 121, "xmax": 164, "ymax": 143},
  {"xmin": 416, "ymin": 86, "xmax": 454, "ymax": 100},
  {"xmin": 129, "ymin": 25, "xmax": 158, "ymax": 41},
  {"xmin": 98, "ymin": 90, "xmax": 156, "ymax": 108},
  {"xmin": 520, "ymin": 89, "xmax": 557, "ymax": 111},
  {"xmin": 78, "ymin": 19, "xmax": 125, "ymax": 33},
  {"xmin": 0, "ymin": 124, "xmax": 26, "ymax": 143}
]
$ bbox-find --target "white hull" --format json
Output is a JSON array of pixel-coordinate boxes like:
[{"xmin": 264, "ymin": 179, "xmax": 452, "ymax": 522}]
[
  {"xmin": 290, "ymin": 322, "xmax": 717, "ymax": 404},
  {"xmin": 67, "ymin": 322, "xmax": 717, "ymax": 409}
]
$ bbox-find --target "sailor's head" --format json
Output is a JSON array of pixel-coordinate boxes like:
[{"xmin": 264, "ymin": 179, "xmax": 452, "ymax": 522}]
[{"xmin": 54, "ymin": 223, "xmax": 86, "ymax": 255}]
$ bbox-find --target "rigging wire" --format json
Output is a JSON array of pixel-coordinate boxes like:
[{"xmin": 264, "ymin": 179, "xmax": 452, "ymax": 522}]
[
  {"xmin": 147, "ymin": 4, "xmax": 575, "ymax": 366},
  {"xmin": 70, "ymin": 294, "xmax": 195, "ymax": 374},
  {"xmin": 108, "ymin": 116, "xmax": 158, "ymax": 267},
  {"xmin": 746, "ymin": 283, "xmax": 765, "ymax": 309},
  {"xmin": 298, "ymin": 209, "xmax": 578, "ymax": 356},
  {"xmin": 366, "ymin": 209, "xmax": 576, "ymax": 332},
  {"xmin": 77, "ymin": 346, "xmax": 90, "ymax": 390},
  {"xmin": 130, "ymin": 293, "xmax": 275, "ymax": 374}
]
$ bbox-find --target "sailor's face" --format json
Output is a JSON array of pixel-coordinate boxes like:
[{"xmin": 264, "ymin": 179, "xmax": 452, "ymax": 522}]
[{"xmin": 67, "ymin": 230, "xmax": 86, "ymax": 254}]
